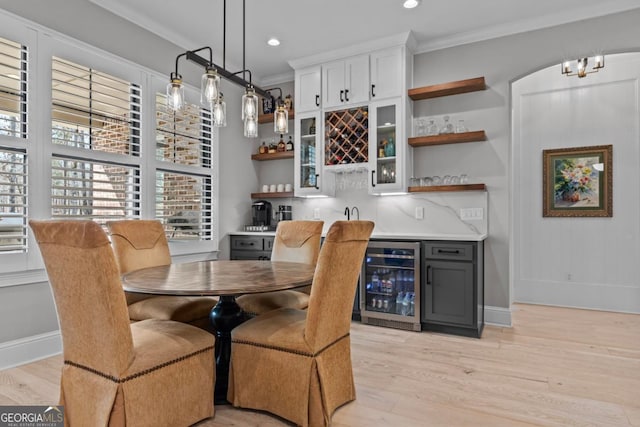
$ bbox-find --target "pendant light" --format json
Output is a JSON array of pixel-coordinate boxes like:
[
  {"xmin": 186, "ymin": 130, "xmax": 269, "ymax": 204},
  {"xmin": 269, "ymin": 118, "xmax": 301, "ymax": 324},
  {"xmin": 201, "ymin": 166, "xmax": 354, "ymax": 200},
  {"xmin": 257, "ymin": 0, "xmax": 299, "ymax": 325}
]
[
  {"xmin": 242, "ymin": 86, "xmax": 258, "ymax": 120},
  {"xmin": 201, "ymin": 66, "xmax": 221, "ymax": 105},
  {"xmin": 244, "ymin": 116, "xmax": 258, "ymax": 138},
  {"xmin": 166, "ymin": 72, "xmax": 184, "ymax": 111},
  {"xmin": 212, "ymin": 94, "xmax": 226, "ymax": 127},
  {"xmin": 274, "ymin": 103, "xmax": 288, "ymax": 134}
]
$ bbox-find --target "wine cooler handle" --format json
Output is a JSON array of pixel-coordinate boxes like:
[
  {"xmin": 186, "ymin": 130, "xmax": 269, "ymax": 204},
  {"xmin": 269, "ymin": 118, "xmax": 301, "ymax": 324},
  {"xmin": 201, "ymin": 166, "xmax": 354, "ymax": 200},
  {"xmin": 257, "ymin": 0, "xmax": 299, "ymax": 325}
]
[
  {"xmin": 340, "ymin": 90, "xmax": 344, "ymax": 102},
  {"xmin": 426, "ymin": 265, "xmax": 432, "ymax": 284},
  {"xmin": 371, "ymin": 170, "xmax": 376, "ymax": 187},
  {"xmin": 371, "ymin": 84, "xmax": 376, "ymax": 97},
  {"xmin": 315, "ymin": 174, "xmax": 320, "ymax": 190},
  {"xmin": 315, "ymin": 94, "xmax": 320, "ymax": 107},
  {"xmin": 345, "ymin": 89, "xmax": 350, "ymax": 101}
]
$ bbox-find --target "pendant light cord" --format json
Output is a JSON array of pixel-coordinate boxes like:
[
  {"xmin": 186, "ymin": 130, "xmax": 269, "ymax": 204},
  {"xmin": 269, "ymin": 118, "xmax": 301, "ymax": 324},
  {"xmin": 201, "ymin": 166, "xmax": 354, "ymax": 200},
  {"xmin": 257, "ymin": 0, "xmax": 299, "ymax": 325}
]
[
  {"xmin": 223, "ymin": 0, "xmax": 226, "ymax": 69},
  {"xmin": 242, "ymin": 0, "xmax": 246, "ymax": 82}
]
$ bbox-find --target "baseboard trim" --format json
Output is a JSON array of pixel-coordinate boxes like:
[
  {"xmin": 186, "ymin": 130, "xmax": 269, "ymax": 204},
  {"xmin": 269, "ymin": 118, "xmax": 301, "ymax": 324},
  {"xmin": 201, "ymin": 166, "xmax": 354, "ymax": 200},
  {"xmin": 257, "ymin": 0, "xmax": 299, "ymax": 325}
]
[
  {"xmin": 0, "ymin": 330, "xmax": 62, "ymax": 370},
  {"xmin": 485, "ymin": 305, "xmax": 512, "ymax": 327}
]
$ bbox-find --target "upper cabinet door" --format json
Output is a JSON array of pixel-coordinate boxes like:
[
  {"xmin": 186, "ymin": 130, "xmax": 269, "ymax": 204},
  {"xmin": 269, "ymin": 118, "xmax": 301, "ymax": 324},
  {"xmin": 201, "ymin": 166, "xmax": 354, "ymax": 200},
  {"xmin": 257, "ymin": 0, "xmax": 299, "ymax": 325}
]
[
  {"xmin": 322, "ymin": 54, "xmax": 370, "ymax": 109},
  {"xmin": 295, "ymin": 66, "xmax": 321, "ymax": 113},
  {"xmin": 370, "ymin": 48, "xmax": 402, "ymax": 100},
  {"xmin": 322, "ymin": 60, "xmax": 346, "ymax": 109},
  {"xmin": 344, "ymin": 54, "xmax": 370, "ymax": 105}
]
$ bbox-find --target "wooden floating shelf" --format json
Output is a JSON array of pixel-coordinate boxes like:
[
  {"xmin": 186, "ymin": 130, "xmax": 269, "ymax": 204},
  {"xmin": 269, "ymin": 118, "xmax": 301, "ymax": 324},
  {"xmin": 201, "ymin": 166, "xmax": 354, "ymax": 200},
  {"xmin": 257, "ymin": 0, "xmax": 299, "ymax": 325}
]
[
  {"xmin": 258, "ymin": 110, "xmax": 295, "ymax": 124},
  {"xmin": 409, "ymin": 130, "xmax": 487, "ymax": 147},
  {"xmin": 250, "ymin": 191, "xmax": 294, "ymax": 199},
  {"xmin": 408, "ymin": 77, "xmax": 486, "ymax": 100},
  {"xmin": 408, "ymin": 184, "xmax": 486, "ymax": 193},
  {"xmin": 251, "ymin": 151, "xmax": 294, "ymax": 161}
]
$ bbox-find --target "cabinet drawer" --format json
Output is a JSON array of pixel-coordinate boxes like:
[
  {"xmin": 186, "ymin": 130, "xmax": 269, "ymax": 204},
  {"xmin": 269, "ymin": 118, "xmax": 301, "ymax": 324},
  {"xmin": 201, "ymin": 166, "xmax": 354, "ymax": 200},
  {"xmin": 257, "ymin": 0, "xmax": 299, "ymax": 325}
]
[
  {"xmin": 423, "ymin": 242, "xmax": 475, "ymax": 261},
  {"xmin": 231, "ymin": 236, "xmax": 264, "ymax": 251},
  {"xmin": 231, "ymin": 251, "xmax": 271, "ymax": 260}
]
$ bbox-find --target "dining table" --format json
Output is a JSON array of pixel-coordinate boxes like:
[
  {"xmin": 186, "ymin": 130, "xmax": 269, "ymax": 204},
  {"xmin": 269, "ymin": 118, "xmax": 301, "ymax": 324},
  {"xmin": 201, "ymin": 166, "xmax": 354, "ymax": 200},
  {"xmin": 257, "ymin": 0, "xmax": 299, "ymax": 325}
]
[{"xmin": 121, "ymin": 259, "xmax": 315, "ymax": 404}]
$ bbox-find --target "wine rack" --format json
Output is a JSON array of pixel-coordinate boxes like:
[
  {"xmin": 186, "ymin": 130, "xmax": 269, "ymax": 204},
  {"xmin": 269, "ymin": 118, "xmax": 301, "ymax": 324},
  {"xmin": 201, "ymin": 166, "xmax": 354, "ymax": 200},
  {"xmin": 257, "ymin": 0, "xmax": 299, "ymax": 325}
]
[{"xmin": 324, "ymin": 107, "xmax": 369, "ymax": 165}]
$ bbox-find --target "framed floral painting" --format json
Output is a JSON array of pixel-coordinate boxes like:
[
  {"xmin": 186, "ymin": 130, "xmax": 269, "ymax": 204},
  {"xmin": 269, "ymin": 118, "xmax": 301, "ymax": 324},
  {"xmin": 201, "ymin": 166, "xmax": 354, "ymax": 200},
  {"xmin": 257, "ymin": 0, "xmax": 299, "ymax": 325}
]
[{"xmin": 542, "ymin": 145, "xmax": 612, "ymax": 217}]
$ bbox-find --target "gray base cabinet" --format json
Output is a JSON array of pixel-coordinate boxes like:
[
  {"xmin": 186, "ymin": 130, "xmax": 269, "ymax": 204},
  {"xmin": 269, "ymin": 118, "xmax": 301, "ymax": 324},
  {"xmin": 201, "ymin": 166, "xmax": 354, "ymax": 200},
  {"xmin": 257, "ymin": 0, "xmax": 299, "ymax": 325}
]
[
  {"xmin": 230, "ymin": 235, "xmax": 274, "ymax": 260},
  {"xmin": 421, "ymin": 241, "xmax": 484, "ymax": 338}
]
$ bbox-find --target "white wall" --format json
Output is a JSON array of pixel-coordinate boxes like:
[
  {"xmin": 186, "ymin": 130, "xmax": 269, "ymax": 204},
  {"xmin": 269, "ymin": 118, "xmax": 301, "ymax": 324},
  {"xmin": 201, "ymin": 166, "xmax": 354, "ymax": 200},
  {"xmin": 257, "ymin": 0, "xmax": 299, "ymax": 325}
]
[{"xmin": 512, "ymin": 52, "xmax": 640, "ymax": 313}]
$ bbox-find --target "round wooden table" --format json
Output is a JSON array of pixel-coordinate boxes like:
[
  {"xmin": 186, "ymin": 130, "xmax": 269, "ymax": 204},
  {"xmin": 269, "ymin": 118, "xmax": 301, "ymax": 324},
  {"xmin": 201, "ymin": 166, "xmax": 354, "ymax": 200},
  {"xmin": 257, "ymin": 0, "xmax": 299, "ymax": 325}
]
[{"xmin": 122, "ymin": 260, "xmax": 315, "ymax": 404}]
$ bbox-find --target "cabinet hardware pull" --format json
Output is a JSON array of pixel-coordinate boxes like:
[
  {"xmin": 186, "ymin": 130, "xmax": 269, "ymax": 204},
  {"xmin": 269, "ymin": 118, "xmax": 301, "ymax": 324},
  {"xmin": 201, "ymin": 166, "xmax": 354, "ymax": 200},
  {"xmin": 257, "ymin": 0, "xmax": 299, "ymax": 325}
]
[
  {"xmin": 315, "ymin": 173, "xmax": 320, "ymax": 190},
  {"xmin": 438, "ymin": 249, "xmax": 460, "ymax": 254},
  {"xmin": 426, "ymin": 265, "xmax": 432, "ymax": 284},
  {"xmin": 340, "ymin": 90, "xmax": 344, "ymax": 102},
  {"xmin": 315, "ymin": 94, "xmax": 320, "ymax": 106},
  {"xmin": 371, "ymin": 170, "xmax": 376, "ymax": 187},
  {"xmin": 345, "ymin": 89, "xmax": 350, "ymax": 101},
  {"xmin": 371, "ymin": 84, "xmax": 376, "ymax": 97}
]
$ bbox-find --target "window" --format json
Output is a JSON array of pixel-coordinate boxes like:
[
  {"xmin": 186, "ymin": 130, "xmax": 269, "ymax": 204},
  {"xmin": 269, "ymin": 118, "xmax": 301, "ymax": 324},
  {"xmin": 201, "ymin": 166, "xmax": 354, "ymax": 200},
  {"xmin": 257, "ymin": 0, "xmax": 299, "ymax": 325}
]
[
  {"xmin": 155, "ymin": 92, "xmax": 214, "ymax": 241},
  {"xmin": 0, "ymin": 36, "xmax": 27, "ymax": 139},
  {"xmin": 50, "ymin": 57, "xmax": 141, "ymax": 225},
  {"xmin": 0, "ymin": 148, "xmax": 27, "ymax": 252}
]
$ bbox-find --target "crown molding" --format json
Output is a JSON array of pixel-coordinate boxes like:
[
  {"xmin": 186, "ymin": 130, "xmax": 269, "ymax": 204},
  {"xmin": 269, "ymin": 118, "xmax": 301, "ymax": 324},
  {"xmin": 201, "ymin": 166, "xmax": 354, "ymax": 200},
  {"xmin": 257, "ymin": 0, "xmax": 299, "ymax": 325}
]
[{"xmin": 288, "ymin": 31, "xmax": 415, "ymax": 70}]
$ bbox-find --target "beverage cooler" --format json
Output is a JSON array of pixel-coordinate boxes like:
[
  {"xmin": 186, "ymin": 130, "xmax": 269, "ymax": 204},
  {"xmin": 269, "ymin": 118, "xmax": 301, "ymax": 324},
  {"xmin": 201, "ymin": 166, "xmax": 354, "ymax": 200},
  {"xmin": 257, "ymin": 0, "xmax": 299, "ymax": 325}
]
[{"xmin": 360, "ymin": 241, "xmax": 421, "ymax": 331}]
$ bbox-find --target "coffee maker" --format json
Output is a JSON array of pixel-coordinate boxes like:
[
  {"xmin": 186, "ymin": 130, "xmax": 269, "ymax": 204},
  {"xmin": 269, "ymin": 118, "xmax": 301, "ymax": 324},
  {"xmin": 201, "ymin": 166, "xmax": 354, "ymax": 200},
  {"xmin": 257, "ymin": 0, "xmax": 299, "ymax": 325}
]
[{"xmin": 252, "ymin": 200, "xmax": 272, "ymax": 227}]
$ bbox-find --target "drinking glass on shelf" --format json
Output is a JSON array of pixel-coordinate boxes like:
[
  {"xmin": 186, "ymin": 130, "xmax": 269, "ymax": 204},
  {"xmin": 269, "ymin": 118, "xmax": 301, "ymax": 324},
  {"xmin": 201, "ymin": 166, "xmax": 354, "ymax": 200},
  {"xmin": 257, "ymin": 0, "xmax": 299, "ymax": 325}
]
[
  {"xmin": 415, "ymin": 118, "xmax": 426, "ymax": 136},
  {"xmin": 410, "ymin": 177, "xmax": 420, "ymax": 187},
  {"xmin": 427, "ymin": 119, "xmax": 439, "ymax": 136},
  {"xmin": 460, "ymin": 174, "xmax": 469, "ymax": 184},
  {"xmin": 431, "ymin": 176, "xmax": 442, "ymax": 185},
  {"xmin": 420, "ymin": 177, "xmax": 432, "ymax": 187},
  {"xmin": 450, "ymin": 175, "xmax": 460, "ymax": 184},
  {"xmin": 455, "ymin": 119, "xmax": 468, "ymax": 133},
  {"xmin": 439, "ymin": 116, "xmax": 454, "ymax": 134},
  {"xmin": 443, "ymin": 175, "xmax": 452, "ymax": 185}
]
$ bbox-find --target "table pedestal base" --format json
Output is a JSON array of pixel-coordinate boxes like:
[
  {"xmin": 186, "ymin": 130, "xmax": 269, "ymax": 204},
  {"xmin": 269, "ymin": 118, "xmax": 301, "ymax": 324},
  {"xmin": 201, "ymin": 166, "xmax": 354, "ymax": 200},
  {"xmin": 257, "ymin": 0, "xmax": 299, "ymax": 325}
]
[{"xmin": 210, "ymin": 295, "xmax": 247, "ymax": 404}]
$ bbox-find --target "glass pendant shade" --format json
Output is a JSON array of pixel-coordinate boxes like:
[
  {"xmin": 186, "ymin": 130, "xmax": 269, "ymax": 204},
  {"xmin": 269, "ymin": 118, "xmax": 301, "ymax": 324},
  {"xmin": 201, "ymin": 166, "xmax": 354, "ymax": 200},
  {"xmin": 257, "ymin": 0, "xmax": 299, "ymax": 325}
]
[
  {"xmin": 577, "ymin": 58, "xmax": 587, "ymax": 78},
  {"xmin": 241, "ymin": 87, "xmax": 258, "ymax": 120},
  {"xmin": 274, "ymin": 104, "xmax": 288, "ymax": 133},
  {"xmin": 201, "ymin": 67, "xmax": 220, "ymax": 105},
  {"xmin": 166, "ymin": 73, "xmax": 184, "ymax": 111},
  {"xmin": 244, "ymin": 116, "xmax": 258, "ymax": 138},
  {"xmin": 212, "ymin": 95, "xmax": 227, "ymax": 127}
]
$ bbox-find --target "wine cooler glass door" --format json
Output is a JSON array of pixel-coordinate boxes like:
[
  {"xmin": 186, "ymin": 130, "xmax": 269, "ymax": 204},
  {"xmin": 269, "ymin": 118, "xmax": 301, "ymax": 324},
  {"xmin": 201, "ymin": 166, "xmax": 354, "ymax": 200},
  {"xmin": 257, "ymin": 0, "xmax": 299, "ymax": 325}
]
[{"xmin": 361, "ymin": 241, "xmax": 420, "ymax": 329}]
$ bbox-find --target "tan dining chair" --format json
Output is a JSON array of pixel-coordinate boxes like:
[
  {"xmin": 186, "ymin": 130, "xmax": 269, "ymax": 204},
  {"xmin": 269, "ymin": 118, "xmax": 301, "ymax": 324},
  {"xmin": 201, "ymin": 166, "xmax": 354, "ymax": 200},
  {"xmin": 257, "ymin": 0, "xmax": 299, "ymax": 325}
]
[
  {"xmin": 30, "ymin": 220, "xmax": 215, "ymax": 427},
  {"xmin": 107, "ymin": 219, "xmax": 218, "ymax": 331},
  {"xmin": 236, "ymin": 220, "xmax": 323, "ymax": 316},
  {"xmin": 227, "ymin": 220, "xmax": 374, "ymax": 427}
]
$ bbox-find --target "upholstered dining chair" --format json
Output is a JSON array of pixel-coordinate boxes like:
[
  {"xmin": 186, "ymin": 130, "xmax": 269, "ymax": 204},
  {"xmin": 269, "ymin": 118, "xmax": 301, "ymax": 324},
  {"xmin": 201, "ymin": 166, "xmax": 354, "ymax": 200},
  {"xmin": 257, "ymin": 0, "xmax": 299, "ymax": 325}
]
[
  {"xmin": 227, "ymin": 220, "xmax": 374, "ymax": 427},
  {"xmin": 107, "ymin": 219, "xmax": 218, "ymax": 330},
  {"xmin": 30, "ymin": 220, "xmax": 215, "ymax": 427},
  {"xmin": 236, "ymin": 220, "xmax": 323, "ymax": 316}
]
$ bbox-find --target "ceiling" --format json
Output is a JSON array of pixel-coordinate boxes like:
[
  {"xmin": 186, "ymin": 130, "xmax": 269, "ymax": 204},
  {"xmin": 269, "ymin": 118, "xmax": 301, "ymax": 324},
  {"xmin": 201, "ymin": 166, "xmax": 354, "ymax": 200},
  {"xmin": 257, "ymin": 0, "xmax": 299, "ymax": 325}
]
[{"xmin": 89, "ymin": 0, "xmax": 640, "ymax": 84}]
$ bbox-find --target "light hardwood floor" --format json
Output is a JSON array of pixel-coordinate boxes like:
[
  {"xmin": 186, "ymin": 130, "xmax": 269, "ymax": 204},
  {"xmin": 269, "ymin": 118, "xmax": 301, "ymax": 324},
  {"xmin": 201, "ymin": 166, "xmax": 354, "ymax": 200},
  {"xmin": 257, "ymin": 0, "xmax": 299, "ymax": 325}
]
[{"xmin": 1, "ymin": 303, "xmax": 638, "ymax": 426}]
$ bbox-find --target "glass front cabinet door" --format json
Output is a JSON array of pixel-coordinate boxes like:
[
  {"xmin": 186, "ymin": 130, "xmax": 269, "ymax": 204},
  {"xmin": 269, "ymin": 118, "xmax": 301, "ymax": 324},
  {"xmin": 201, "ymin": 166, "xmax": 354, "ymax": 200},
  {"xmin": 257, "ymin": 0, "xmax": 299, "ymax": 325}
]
[
  {"xmin": 294, "ymin": 111, "xmax": 334, "ymax": 197},
  {"xmin": 368, "ymin": 99, "xmax": 407, "ymax": 194}
]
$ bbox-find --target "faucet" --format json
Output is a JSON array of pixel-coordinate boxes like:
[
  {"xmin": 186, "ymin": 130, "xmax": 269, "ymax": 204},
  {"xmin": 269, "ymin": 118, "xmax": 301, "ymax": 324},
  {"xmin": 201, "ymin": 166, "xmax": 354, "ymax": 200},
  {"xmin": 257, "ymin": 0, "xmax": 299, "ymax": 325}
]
[
  {"xmin": 351, "ymin": 206, "xmax": 360, "ymax": 220},
  {"xmin": 344, "ymin": 206, "xmax": 360, "ymax": 221}
]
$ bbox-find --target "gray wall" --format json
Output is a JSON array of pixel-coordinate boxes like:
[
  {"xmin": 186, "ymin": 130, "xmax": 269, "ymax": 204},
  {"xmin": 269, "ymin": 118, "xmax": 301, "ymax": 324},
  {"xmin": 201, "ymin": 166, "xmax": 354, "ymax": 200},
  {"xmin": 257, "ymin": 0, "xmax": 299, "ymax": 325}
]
[{"xmin": 411, "ymin": 8, "xmax": 640, "ymax": 308}]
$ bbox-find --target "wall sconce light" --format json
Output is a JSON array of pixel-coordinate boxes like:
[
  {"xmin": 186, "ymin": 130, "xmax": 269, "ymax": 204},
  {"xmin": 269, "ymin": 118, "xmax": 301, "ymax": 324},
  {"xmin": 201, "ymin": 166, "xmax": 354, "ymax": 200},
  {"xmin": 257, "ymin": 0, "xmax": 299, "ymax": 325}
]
[{"xmin": 561, "ymin": 55, "xmax": 605, "ymax": 78}]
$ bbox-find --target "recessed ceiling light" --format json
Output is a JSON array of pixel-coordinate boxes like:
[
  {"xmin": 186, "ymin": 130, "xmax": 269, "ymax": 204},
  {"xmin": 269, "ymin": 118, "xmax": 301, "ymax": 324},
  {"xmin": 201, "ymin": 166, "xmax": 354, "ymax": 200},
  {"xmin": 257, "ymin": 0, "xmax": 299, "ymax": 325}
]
[
  {"xmin": 267, "ymin": 38, "xmax": 280, "ymax": 47},
  {"xmin": 403, "ymin": 0, "xmax": 420, "ymax": 8}
]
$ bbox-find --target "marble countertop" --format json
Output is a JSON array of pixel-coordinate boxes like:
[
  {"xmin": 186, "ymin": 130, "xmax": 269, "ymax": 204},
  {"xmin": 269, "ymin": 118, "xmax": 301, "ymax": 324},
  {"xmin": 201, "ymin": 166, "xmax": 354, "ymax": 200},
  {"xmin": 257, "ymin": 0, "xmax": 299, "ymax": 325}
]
[{"xmin": 231, "ymin": 231, "xmax": 487, "ymax": 241}]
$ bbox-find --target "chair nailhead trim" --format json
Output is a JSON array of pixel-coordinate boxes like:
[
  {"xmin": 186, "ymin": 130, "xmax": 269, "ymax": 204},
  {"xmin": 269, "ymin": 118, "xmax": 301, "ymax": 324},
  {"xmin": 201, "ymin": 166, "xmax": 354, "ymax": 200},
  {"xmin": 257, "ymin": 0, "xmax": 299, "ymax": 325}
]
[
  {"xmin": 232, "ymin": 333, "xmax": 349, "ymax": 357},
  {"xmin": 64, "ymin": 345, "xmax": 214, "ymax": 384}
]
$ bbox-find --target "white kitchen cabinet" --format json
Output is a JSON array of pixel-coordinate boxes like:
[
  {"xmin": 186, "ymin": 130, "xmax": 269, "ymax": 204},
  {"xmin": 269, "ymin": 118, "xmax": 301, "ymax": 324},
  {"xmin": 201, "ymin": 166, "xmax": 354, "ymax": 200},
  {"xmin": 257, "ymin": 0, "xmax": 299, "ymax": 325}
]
[
  {"xmin": 294, "ymin": 111, "xmax": 334, "ymax": 197},
  {"xmin": 294, "ymin": 66, "xmax": 321, "ymax": 113},
  {"xmin": 322, "ymin": 55, "xmax": 369, "ymax": 109},
  {"xmin": 368, "ymin": 98, "xmax": 410, "ymax": 194},
  {"xmin": 370, "ymin": 47, "xmax": 403, "ymax": 100}
]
